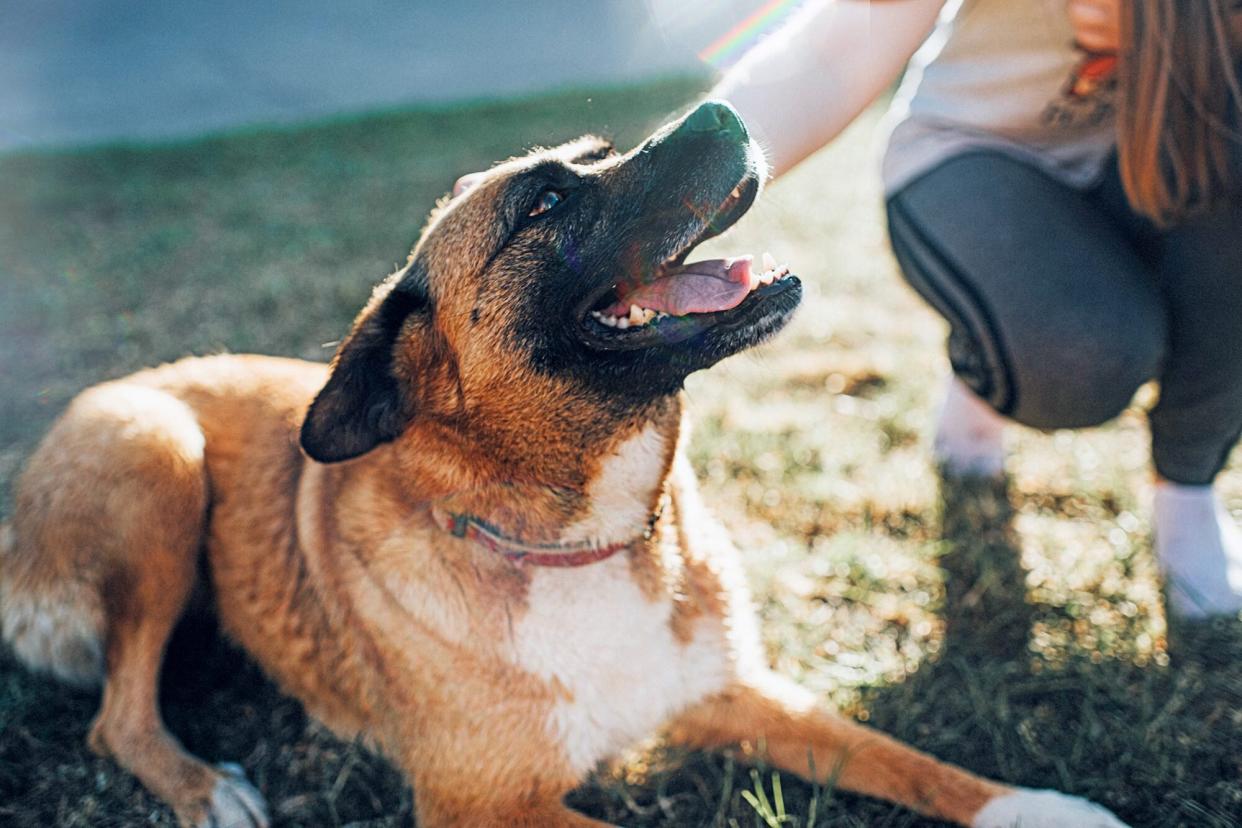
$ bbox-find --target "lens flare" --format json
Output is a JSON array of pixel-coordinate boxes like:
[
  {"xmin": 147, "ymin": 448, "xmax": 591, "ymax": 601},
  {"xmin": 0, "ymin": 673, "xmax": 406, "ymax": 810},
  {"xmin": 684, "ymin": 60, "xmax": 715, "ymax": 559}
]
[{"xmin": 697, "ymin": 0, "xmax": 800, "ymax": 68}]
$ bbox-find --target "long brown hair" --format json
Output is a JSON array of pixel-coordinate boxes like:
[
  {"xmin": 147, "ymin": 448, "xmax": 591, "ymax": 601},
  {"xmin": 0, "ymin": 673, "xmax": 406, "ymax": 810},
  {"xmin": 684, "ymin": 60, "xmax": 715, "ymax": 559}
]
[{"xmin": 1117, "ymin": 1, "xmax": 1242, "ymax": 225}]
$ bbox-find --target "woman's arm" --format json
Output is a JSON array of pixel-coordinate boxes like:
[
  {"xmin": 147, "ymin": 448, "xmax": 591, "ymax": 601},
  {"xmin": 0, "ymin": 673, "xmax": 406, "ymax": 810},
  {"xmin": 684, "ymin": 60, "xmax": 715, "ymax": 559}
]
[{"xmin": 710, "ymin": 0, "xmax": 947, "ymax": 179}]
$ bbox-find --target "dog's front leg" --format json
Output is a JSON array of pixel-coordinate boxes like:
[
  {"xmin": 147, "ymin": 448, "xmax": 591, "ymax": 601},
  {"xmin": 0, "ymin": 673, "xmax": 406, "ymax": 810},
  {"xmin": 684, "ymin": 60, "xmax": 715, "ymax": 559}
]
[{"xmin": 667, "ymin": 672, "xmax": 1128, "ymax": 827}]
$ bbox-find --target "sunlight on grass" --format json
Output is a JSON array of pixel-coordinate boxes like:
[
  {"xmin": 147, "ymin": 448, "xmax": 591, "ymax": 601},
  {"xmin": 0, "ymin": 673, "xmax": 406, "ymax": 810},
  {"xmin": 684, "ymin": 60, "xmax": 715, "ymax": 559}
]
[
  {"xmin": 688, "ymin": 107, "xmax": 1184, "ymax": 686},
  {"xmin": 2, "ymin": 81, "xmax": 1240, "ymax": 826}
]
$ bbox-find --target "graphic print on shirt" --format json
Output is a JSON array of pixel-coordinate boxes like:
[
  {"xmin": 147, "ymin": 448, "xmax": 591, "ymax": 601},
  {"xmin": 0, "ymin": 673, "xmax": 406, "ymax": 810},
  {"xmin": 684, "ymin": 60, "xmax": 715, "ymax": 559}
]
[{"xmin": 1040, "ymin": 49, "xmax": 1118, "ymax": 128}]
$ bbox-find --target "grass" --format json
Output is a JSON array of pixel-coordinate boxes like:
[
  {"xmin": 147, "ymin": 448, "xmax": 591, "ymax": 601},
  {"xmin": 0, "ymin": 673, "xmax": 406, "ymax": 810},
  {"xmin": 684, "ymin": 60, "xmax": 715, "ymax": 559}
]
[{"xmin": 2, "ymin": 78, "xmax": 1241, "ymax": 827}]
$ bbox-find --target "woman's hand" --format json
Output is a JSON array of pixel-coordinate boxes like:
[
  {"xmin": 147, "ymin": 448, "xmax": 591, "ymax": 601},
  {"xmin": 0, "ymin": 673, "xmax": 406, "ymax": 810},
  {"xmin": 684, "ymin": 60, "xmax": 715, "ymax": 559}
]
[{"xmin": 1067, "ymin": 0, "xmax": 1121, "ymax": 53}]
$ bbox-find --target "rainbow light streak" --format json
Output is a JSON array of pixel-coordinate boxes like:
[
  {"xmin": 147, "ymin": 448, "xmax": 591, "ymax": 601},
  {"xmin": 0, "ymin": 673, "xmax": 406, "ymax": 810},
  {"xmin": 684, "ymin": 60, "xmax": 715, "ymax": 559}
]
[{"xmin": 697, "ymin": 0, "xmax": 800, "ymax": 68}]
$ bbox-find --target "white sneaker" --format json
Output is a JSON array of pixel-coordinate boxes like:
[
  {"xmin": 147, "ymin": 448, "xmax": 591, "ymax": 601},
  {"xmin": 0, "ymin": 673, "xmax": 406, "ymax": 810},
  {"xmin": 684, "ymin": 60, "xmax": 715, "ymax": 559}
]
[
  {"xmin": 1154, "ymin": 481, "xmax": 1242, "ymax": 619},
  {"xmin": 933, "ymin": 376, "xmax": 1007, "ymax": 479}
]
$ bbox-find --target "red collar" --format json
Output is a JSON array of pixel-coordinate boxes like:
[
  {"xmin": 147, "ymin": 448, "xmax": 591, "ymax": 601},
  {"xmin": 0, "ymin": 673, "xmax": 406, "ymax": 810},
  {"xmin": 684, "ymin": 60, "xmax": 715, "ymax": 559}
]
[{"xmin": 435, "ymin": 510, "xmax": 635, "ymax": 568}]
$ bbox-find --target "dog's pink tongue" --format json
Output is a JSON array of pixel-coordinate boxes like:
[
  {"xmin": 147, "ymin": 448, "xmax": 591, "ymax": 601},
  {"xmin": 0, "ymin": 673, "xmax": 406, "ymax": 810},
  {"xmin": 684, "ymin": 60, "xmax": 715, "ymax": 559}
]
[{"xmin": 610, "ymin": 257, "xmax": 754, "ymax": 316}]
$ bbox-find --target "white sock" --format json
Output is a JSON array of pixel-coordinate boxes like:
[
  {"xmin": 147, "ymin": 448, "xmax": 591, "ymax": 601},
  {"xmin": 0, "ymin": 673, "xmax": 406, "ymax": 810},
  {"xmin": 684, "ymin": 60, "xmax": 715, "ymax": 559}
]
[
  {"xmin": 933, "ymin": 376, "xmax": 1007, "ymax": 478},
  {"xmin": 1153, "ymin": 481, "xmax": 1242, "ymax": 619},
  {"xmin": 972, "ymin": 788, "xmax": 1128, "ymax": 828}
]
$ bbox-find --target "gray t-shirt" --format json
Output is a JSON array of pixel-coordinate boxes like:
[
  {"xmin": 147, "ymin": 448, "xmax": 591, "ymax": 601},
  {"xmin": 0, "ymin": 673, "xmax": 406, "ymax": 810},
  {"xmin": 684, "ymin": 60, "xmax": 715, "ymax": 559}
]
[{"xmin": 882, "ymin": 0, "xmax": 1118, "ymax": 194}]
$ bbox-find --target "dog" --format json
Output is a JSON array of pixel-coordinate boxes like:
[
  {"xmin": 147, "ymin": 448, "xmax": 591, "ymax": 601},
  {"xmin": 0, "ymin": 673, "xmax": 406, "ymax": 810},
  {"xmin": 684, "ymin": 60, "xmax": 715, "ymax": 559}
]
[{"xmin": 0, "ymin": 101, "xmax": 1128, "ymax": 827}]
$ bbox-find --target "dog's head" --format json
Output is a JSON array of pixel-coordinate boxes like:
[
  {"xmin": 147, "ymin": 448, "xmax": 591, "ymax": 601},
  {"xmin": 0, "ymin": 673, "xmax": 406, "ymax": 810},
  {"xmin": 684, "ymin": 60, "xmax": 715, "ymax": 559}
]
[{"xmin": 301, "ymin": 101, "xmax": 801, "ymax": 467}]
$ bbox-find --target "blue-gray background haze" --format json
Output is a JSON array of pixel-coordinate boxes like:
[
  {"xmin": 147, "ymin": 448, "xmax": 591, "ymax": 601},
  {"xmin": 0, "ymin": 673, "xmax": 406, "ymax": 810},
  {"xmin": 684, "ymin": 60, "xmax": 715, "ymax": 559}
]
[{"xmin": 0, "ymin": 0, "xmax": 761, "ymax": 151}]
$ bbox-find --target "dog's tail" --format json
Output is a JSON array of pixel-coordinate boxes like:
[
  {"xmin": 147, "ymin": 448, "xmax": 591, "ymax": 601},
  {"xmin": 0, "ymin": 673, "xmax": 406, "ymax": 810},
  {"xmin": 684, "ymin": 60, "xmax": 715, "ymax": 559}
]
[{"xmin": 0, "ymin": 521, "xmax": 106, "ymax": 688}]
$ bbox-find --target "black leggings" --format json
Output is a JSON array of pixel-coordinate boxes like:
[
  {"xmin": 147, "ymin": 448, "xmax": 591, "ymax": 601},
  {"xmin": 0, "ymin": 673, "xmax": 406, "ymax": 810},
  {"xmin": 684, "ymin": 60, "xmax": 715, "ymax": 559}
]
[{"xmin": 887, "ymin": 151, "xmax": 1242, "ymax": 485}]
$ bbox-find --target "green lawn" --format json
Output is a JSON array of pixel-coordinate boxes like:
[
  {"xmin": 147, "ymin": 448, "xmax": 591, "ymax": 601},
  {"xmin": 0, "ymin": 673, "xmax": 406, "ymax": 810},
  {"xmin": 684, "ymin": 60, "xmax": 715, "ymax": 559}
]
[{"xmin": 2, "ymin": 79, "xmax": 1240, "ymax": 827}]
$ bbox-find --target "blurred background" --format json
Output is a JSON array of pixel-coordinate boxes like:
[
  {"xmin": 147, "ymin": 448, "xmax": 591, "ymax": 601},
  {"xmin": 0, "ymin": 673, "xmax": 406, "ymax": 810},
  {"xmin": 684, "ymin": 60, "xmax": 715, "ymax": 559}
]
[
  {"xmin": 1, "ymin": 0, "xmax": 775, "ymax": 151},
  {"xmin": 2, "ymin": 2, "xmax": 1240, "ymax": 827}
]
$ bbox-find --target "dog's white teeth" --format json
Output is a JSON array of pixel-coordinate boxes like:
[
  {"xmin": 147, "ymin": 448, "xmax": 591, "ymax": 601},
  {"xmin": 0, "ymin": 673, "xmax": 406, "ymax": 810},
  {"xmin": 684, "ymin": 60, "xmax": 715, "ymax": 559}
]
[
  {"xmin": 743, "ymin": 252, "xmax": 790, "ymax": 289},
  {"xmin": 617, "ymin": 305, "xmax": 660, "ymax": 328},
  {"xmin": 594, "ymin": 306, "xmax": 663, "ymax": 331},
  {"xmin": 752, "ymin": 253, "xmax": 792, "ymax": 288}
]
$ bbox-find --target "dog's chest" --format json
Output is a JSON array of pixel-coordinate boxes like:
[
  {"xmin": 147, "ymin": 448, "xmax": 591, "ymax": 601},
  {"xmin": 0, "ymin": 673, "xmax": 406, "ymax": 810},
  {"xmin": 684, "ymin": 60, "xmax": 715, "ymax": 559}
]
[{"xmin": 511, "ymin": 558, "xmax": 730, "ymax": 774}]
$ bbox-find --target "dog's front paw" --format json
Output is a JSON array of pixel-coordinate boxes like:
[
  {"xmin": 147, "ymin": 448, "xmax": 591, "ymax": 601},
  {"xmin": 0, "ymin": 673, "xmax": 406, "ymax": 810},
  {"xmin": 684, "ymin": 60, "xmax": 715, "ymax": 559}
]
[
  {"xmin": 972, "ymin": 788, "xmax": 1128, "ymax": 828},
  {"xmin": 192, "ymin": 762, "xmax": 270, "ymax": 828}
]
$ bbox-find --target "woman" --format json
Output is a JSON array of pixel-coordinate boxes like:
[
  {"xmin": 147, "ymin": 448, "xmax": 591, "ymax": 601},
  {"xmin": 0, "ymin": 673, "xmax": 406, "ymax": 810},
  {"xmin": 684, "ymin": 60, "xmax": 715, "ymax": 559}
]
[{"xmin": 713, "ymin": 0, "xmax": 1242, "ymax": 617}]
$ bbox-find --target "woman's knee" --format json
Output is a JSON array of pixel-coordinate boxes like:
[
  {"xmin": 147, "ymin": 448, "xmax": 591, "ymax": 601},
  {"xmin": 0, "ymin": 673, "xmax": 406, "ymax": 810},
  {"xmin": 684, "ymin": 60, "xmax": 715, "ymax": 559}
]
[
  {"xmin": 990, "ymin": 317, "xmax": 1164, "ymax": 430},
  {"xmin": 890, "ymin": 246, "xmax": 1166, "ymax": 430},
  {"xmin": 885, "ymin": 160, "xmax": 1168, "ymax": 431}
]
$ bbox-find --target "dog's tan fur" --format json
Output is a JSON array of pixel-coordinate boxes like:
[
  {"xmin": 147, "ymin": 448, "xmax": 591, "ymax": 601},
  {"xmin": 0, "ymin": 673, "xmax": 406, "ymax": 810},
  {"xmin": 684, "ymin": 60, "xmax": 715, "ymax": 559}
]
[{"xmin": 1, "ymin": 111, "xmax": 1116, "ymax": 827}]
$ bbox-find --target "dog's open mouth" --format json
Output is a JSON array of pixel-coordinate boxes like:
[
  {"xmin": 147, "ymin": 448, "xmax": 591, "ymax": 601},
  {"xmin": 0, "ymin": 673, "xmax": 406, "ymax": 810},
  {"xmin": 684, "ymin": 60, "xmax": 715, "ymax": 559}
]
[{"xmin": 575, "ymin": 176, "xmax": 799, "ymax": 351}]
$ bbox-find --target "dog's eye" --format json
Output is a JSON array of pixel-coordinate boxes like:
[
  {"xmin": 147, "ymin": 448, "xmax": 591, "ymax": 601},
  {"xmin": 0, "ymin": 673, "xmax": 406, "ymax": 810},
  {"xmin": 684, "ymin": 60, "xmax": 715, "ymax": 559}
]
[{"xmin": 528, "ymin": 189, "xmax": 563, "ymax": 218}]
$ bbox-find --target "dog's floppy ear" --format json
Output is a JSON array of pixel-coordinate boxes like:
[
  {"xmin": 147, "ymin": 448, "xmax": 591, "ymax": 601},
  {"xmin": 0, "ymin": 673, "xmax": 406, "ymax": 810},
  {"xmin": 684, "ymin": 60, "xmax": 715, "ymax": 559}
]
[{"xmin": 300, "ymin": 265, "xmax": 430, "ymax": 463}]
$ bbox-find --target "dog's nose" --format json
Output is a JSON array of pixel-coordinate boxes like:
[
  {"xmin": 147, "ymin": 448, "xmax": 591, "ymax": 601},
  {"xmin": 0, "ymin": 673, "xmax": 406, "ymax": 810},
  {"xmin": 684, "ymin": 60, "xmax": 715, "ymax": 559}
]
[{"xmin": 683, "ymin": 100, "xmax": 748, "ymax": 142}]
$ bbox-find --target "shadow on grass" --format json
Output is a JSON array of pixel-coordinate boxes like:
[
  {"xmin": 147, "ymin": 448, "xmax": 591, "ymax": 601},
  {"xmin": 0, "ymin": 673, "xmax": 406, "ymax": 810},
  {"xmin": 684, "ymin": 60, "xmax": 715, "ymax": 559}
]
[
  {"xmin": 3, "ymin": 470, "xmax": 1240, "ymax": 827},
  {"xmin": 846, "ymin": 471, "xmax": 1242, "ymax": 828},
  {"xmin": 576, "ymin": 472, "xmax": 1241, "ymax": 827},
  {"xmin": 572, "ymin": 474, "xmax": 1073, "ymax": 828},
  {"xmin": 934, "ymin": 471, "xmax": 1033, "ymax": 664}
]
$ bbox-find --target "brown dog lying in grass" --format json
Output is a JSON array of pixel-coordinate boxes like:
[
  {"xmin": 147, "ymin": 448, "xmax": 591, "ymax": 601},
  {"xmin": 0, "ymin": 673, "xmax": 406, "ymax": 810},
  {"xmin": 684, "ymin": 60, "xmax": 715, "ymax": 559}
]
[{"xmin": 0, "ymin": 102, "xmax": 1128, "ymax": 827}]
